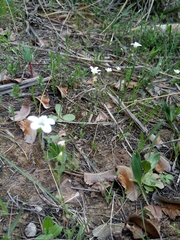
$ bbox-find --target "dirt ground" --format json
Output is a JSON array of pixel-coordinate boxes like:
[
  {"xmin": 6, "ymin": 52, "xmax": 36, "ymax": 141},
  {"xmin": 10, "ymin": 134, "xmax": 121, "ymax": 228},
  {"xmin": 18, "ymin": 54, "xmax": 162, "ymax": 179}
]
[{"xmin": 0, "ymin": 1, "xmax": 180, "ymax": 239}]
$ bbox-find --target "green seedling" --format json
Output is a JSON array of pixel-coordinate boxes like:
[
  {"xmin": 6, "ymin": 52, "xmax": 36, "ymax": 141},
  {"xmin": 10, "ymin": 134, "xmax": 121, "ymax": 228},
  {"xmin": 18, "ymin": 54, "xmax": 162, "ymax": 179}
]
[
  {"xmin": 131, "ymin": 151, "xmax": 173, "ymax": 204},
  {"xmin": 11, "ymin": 85, "xmax": 20, "ymax": 98},
  {"xmin": 22, "ymin": 46, "xmax": 34, "ymax": 78},
  {"xmin": 35, "ymin": 216, "xmax": 63, "ymax": 240},
  {"xmin": 50, "ymin": 104, "xmax": 75, "ymax": 122},
  {"xmin": 162, "ymin": 101, "xmax": 180, "ymax": 127},
  {"xmin": 0, "ymin": 198, "xmax": 9, "ymax": 216}
]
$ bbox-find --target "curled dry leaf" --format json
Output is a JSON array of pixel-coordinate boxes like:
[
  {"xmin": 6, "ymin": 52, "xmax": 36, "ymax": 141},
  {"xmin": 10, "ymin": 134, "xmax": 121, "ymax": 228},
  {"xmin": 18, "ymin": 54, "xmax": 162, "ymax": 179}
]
[
  {"xmin": 144, "ymin": 152, "xmax": 171, "ymax": 173},
  {"xmin": 18, "ymin": 119, "xmax": 37, "ymax": 144},
  {"xmin": 144, "ymin": 205, "xmax": 163, "ymax": 221},
  {"xmin": 91, "ymin": 182, "xmax": 111, "ymax": 195},
  {"xmin": 152, "ymin": 192, "xmax": 180, "ymax": 220},
  {"xmin": 84, "ymin": 169, "xmax": 116, "ymax": 186},
  {"xmin": 92, "ymin": 223, "xmax": 124, "ymax": 240},
  {"xmin": 126, "ymin": 223, "xmax": 144, "ymax": 239},
  {"xmin": 10, "ymin": 103, "xmax": 31, "ymax": 121},
  {"xmin": 36, "ymin": 94, "xmax": 51, "ymax": 109},
  {"xmin": 116, "ymin": 165, "xmax": 139, "ymax": 201},
  {"xmin": 56, "ymin": 86, "xmax": 68, "ymax": 98},
  {"xmin": 94, "ymin": 111, "xmax": 109, "ymax": 123},
  {"xmin": 128, "ymin": 214, "xmax": 160, "ymax": 238}
]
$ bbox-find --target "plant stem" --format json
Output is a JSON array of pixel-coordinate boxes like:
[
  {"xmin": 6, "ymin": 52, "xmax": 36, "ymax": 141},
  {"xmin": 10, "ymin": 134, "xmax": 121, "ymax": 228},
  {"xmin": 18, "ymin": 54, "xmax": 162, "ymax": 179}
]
[
  {"xmin": 139, "ymin": 185, "xmax": 149, "ymax": 205},
  {"xmin": 29, "ymin": 62, "xmax": 33, "ymax": 78}
]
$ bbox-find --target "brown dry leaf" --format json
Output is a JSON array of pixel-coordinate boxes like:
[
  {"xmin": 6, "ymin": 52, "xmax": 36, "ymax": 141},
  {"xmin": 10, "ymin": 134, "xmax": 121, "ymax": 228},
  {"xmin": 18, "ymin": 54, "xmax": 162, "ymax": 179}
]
[
  {"xmin": 91, "ymin": 182, "xmax": 111, "ymax": 195},
  {"xmin": 10, "ymin": 103, "xmax": 31, "ymax": 121},
  {"xmin": 0, "ymin": 69, "xmax": 11, "ymax": 82},
  {"xmin": 152, "ymin": 192, "xmax": 180, "ymax": 220},
  {"xmin": 84, "ymin": 169, "xmax": 116, "ymax": 186},
  {"xmin": 18, "ymin": 119, "xmax": 37, "ymax": 144},
  {"xmin": 94, "ymin": 111, "xmax": 109, "ymax": 123},
  {"xmin": 113, "ymin": 80, "xmax": 125, "ymax": 90},
  {"xmin": 56, "ymin": 86, "xmax": 68, "ymax": 98},
  {"xmin": 144, "ymin": 205, "xmax": 163, "ymax": 221},
  {"xmin": 116, "ymin": 165, "xmax": 139, "ymax": 201},
  {"xmin": 92, "ymin": 223, "xmax": 124, "ymax": 240},
  {"xmin": 126, "ymin": 223, "xmax": 144, "ymax": 239},
  {"xmin": 12, "ymin": 78, "xmax": 24, "ymax": 83},
  {"xmin": 60, "ymin": 178, "xmax": 80, "ymax": 204},
  {"xmin": 126, "ymin": 81, "xmax": 138, "ymax": 89},
  {"xmin": 128, "ymin": 214, "xmax": 161, "ymax": 238},
  {"xmin": 86, "ymin": 75, "xmax": 98, "ymax": 85},
  {"xmin": 148, "ymin": 134, "xmax": 163, "ymax": 145},
  {"xmin": 36, "ymin": 94, "xmax": 51, "ymax": 109},
  {"xmin": 144, "ymin": 152, "xmax": 171, "ymax": 173}
]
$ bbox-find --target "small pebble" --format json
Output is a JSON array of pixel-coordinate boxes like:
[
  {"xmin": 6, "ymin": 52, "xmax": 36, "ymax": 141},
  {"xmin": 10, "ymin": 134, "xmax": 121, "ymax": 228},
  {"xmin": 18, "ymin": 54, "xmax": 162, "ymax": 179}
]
[{"xmin": 25, "ymin": 222, "xmax": 37, "ymax": 237}]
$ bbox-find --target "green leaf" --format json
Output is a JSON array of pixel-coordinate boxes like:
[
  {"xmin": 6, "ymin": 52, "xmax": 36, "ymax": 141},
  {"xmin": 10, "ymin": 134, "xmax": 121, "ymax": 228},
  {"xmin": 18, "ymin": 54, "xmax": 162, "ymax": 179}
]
[
  {"xmin": 141, "ymin": 160, "xmax": 151, "ymax": 173},
  {"xmin": 49, "ymin": 224, "xmax": 63, "ymax": 238},
  {"xmin": 35, "ymin": 234, "xmax": 54, "ymax": 240},
  {"xmin": 4, "ymin": 208, "xmax": 22, "ymax": 239},
  {"xmin": 43, "ymin": 216, "xmax": 53, "ymax": 234},
  {"xmin": 131, "ymin": 152, "xmax": 142, "ymax": 185},
  {"xmin": 22, "ymin": 46, "xmax": 33, "ymax": 63},
  {"xmin": 147, "ymin": 152, "xmax": 160, "ymax": 170},
  {"xmin": 48, "ymin": 115, "xmax": 58, "ymax": 122},
  {"xmin": 62, "ymin": 114, "xmax": 75, "ymax": 122},
  {"xmin": 55, "ymin": 104, "xmax": 62, "ymax": 117}
]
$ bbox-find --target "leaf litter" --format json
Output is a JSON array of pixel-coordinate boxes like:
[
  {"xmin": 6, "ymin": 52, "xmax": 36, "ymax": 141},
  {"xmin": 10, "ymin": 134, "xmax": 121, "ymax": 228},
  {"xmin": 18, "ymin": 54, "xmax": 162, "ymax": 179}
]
[{"xmin": 0, "ymin": 0, "xmax": 180, "ymax": 239}]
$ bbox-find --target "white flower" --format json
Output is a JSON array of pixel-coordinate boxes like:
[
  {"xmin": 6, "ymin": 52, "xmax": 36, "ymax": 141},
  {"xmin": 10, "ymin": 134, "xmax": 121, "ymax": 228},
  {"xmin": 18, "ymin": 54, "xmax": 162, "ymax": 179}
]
[
  {"xmin": 105, "ymin": 67, "xmax": 112, "ymax": 72},
  {"xmin": 90, "ymin": 66, "xmax": 101, "ymax": 75},
  {"xmin": 58, "ymin": 140, "xmax": 65, "ymax": 146},
  {"xmin": 116, "ymin": 66, "xmax": 121, "ymax": 71},
  {"xmin": 28, "ymin": 115, "xmax": 55, "ymax": 133},
  {"xmin": 174, "ymin": 69, "xmax": 180, "ymax": 74},
  {"xmin": 130, "ymin": 42, "xmax": 142, "ymax": 48}
]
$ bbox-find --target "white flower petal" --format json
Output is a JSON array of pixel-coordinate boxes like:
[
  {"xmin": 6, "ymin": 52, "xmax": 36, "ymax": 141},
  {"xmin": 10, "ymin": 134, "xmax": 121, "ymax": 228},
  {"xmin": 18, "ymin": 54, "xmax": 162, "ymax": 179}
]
[
  {"xmin": 41, "ymin": 124, "xmax": 52, "ymax": 133},
  {"xmin": 131, "ymin": 42, "xmax": 142, "ymax": 48},
  {"xmin": 28, "ymin": 116, "xmax": 38, "ymax": 122},
  {"xmin": 58, "ymin": 140, "xmax": 65, "ymax": 146},
  {"xmin": 47, "ymin": 118, "xmax": 55, "ymax": 125},
  {"xmin": 30, "ymin": 121, "xmax": 40, "ymax": 130},
  {"xmin": 106, "ymin": 68, "xmax": 112, "ymax": 72},
  {"xmin": 174, "ymin": 69, "xmax": 180, "ymax": 74}
]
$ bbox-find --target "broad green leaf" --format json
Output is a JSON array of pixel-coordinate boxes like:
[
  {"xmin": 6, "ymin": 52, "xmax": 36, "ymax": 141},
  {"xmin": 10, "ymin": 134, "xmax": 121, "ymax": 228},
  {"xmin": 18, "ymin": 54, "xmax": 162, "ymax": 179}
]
[
  {"xmin": 141, "ymin": 160, "xmax": 151, "ymax": 173},
  {"xmin": 35, "ymin": 234, "xmax": 54, "ymax": 240},
  {"xmin": 55, "ymin": 104, "xmax": 62, "ymax": 117},
  {"xmin": 131, "ymin": 152, "xmax": 142, "ymax": 185},
  {"xmin": 48, "ymin": 115, "xmax": 58, "ymax": 121},
  {"xmin": 49, "ymin": 224, "xmax": 63, "ymax": 237},
  {"xmin": 62, "ymin": 114, "xmax": 75, "ymax": 122},
  {"xmin": 147, "ymin": 152, "xmax": 160, "ymax": 170},
  {"xmin": 43, "ymin": 216, "xmax": 53, "ymax": 234}
]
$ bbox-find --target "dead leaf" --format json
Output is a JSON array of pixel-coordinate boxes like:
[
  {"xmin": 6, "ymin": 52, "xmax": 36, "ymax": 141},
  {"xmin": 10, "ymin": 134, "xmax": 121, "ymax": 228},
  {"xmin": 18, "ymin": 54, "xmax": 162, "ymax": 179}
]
[
  {"xmin": 113, "ymin": 80, "xmax": 125, "ymax": 90},
  {"xmin": 126, "ymin": 223, "xmax": 144, "ymax": 239},
  {"xmin": 10, "ymin": 103, "xmax": 31, "ymax": 121},
  {"xmin": 144, "ymin": 205, "xmax": 163, "ymax": 221},
  {"xmin": 94, "ymin": 111, "xmax": 109, "ymax": 123},
  {"xmin": 86, "ymin": 76, "xmax": 97, "ymax": 85},
  {"xmin": 126, "ymin": 81, "xmax": 138, "ymax": 89},
  {"xmin": 152, "ymin": 192, "xmax": 180, "ymax": 220},
  {"xmin": 84, "ymin": 169, "xmax": 116, "ymax": 185},
  {"xmin": 60, "ymin": 178, "xmax": 80, "ymax": 204},
  {"xmin": 148, "ymin": 134, "xmax": 163, "ymax": 145},
  {"xmin": 91, "ymin": 182, "xmax": 111, "ymax": 195},
  {"xmin": 116, "ymin": 165, "xmax": 139, "ymax": 201},
  {"xmin": 144, "ymin": 152, "xmax": 171, "ymax": 173},
  {"xmin": 92, "ymin": 223, "xmax": 124, "ymax": 240},
  {"xmin": 56, "ymin": 86, "xmax": 68, "ymax": 98},
  {"xmin": 36, "ymin": 94, "xmax": 51, "ymax": 109},
  {"xmin": 128, "ymin": 214, "xmax": 160, "ymax": 238},
  {"xmin": 18, "ymin": 119, "xmax": 37, "ymax": 144},
  {"xmin": 0, "ymin": 69, "xmax": 11, "ymax": 82}
]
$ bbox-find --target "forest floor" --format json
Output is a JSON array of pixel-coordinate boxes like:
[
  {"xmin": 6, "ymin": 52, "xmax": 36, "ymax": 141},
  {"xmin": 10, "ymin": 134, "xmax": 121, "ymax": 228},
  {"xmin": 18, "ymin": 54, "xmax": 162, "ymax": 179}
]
[{"xmin": 0, "ymin": 1, "xmax": 180, "ymax": 239}]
